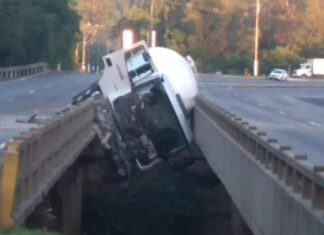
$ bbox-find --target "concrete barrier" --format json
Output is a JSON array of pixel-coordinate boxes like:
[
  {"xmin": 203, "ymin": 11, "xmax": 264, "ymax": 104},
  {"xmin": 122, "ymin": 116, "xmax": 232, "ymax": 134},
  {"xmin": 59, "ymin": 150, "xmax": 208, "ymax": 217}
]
[
  {"xmin": 0, "ymin": 99, "xmax": 95, "ymax": 228},
  {"xmin": 194, "ymin": 96, "xmax": 324, "ymax": 235},
  {"xmin": 0, "ymin": 63, "xmax": 48, "ymax": 81}
]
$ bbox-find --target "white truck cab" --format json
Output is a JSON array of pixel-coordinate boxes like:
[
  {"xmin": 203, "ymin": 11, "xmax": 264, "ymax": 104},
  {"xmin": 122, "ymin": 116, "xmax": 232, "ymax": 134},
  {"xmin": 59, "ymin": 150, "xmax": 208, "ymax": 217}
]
[
  {"xmin": 98, "ymin": 41, "xmax": 197, "ymax": 169},
  {"xmin": 292, "ymin": 58, "xmax": 324, "ymax": 78}
]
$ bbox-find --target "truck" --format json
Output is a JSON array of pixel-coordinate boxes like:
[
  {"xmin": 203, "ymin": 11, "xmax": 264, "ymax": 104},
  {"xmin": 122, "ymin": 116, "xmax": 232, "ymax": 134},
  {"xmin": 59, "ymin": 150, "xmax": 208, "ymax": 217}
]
[
  {"xmin": 72, "ymin": 41, "xmax": 198, "ymax": 175},
  {"xmin": 292, "ymin": 58, "xmax": 324, "ymax": 78}
]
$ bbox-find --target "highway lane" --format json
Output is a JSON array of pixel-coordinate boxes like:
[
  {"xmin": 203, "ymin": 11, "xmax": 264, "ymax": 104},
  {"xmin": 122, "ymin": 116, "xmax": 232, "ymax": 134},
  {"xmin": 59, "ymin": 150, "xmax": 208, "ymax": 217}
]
[
  {"xmin": 0, "ymin": 72, "xmax": 99, "ymax": 159},
  {"xmin": 198, "ymin": 76, "xmax": 324, "ymax": 166}
]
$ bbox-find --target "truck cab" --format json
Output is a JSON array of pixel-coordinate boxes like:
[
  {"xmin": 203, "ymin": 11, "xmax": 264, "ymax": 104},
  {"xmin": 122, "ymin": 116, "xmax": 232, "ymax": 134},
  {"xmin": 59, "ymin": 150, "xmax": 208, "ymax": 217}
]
[
  {"xmin": 98, "ymin": 41, "xmax": 196, "ymax": 169},
  {"xmin": 292, "ymin": 63, "xmax": 312, "ymax": 78},
  {"xmin": 292, "ymin": 58, "xmax": 324, "ymax": 78}
]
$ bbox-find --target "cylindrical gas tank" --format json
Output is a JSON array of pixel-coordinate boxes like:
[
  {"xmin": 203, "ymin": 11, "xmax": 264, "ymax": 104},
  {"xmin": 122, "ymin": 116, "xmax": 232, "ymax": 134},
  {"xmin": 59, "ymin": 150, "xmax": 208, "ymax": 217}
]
[{"xmin": 148, "ymin": 47, "xmax": 198, "ymax": 111}]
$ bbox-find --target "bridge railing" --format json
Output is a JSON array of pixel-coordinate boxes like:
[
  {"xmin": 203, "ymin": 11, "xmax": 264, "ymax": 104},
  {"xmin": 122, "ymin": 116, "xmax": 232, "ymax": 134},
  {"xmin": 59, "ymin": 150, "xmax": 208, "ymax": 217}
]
[
  {"xmin": 0, "ymin": 99, "xmax": 95, "ymax": 228},
  {"xmin": 0, "ymin": 63, "xmax": 48, "ymax": 80},
  {"xmin": 196, "ymin": 96, "xmax": 324, "ymax": 211}
]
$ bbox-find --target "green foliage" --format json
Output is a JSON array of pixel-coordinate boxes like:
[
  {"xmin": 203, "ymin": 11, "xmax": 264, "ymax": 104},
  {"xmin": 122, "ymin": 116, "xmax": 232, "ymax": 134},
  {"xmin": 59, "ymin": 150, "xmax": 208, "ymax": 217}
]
[
  {"xmin": 164, "ymin": 29, "xmax": 189, "ymax": 55},
  {"xmin": 261, "ymin": 47, "xmax": 304, "ymax": 74},
  {"xmin": 216, "ymin": 54, "xmax": 253, "ymax": 75},
  {"xmin": 0, "ymin": 0, "xmax": 79, "ymax": 69},
  {"xmin": 112, "ymin": 7, "xmax": 152, "ymax": 42},
  {"xmin": 2, "ymin": 0, "xmax": 324, "ymax": 72},
  {"xmin": 108, "ymin": 0, "xmax": 324, "ymax": 73}
]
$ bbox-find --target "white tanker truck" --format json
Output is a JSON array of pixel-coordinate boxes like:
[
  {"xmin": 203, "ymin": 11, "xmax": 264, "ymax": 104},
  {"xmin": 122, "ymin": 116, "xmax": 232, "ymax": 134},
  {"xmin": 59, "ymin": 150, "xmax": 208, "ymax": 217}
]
[{"xmin": 72, "ymin": 41, "xmax": 198, "ymax": 174}]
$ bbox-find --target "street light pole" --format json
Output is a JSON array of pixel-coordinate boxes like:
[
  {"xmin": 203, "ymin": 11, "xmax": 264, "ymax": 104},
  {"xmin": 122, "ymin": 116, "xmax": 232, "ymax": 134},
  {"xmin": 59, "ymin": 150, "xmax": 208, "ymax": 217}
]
[
  {"xmin": 81, "ymin": 32, "xmax": 87, "ymax": 73},
  {"xmin": 254, "ymin": 0, "xmax": 261, "ymax": 76},
  {"xmin": 149, "ymin": 0, "xmax": 155, "ymax": 47}
]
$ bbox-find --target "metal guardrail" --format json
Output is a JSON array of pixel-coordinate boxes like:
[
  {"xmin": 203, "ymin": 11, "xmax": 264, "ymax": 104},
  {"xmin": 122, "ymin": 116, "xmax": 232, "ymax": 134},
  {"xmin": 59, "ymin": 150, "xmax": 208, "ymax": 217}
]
[
  {"xmin": 0, "ymin": 63, "xmax": 48, "ymax": 80},
  {"xmin": 196, "ymin": 96, "xmax": 324, "ymax": 211},
  {"xmin": 0, "ymin": 99, "xmax": 95, "ymax": 228},
  {"xmin": 199, "ymin": 74, "xmax": 266, "ymax": 79}
]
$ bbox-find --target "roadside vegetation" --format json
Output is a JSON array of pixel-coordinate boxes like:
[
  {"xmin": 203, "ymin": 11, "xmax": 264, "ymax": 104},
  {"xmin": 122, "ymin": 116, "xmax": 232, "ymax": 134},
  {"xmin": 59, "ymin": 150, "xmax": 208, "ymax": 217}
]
[
  {"xmin": 0, "ymin": 0, "xmax": 79, "ymax": 69},
  {"xmin": 1, "ymin": 0, "xmax": 324, "ymax": 73}
]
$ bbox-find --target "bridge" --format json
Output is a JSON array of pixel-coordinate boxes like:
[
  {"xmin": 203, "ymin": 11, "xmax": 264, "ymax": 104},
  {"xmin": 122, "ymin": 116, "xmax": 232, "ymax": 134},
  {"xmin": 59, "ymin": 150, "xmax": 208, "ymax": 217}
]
[
  {"xmin": 195, "ymin": 76, "xmax": 324, "ymax": 235},
  {"xmin": 0, "ymin": 65, "xmax": 324, "ymax": 235}
]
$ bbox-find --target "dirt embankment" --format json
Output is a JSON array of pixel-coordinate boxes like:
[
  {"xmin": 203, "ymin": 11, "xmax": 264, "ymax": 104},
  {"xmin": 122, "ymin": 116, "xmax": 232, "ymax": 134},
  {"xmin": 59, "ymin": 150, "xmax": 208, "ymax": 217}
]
[
  {"xmin": 26, "ymin": 143, "xmax": 237, "ymax": 235},
  {"xmin": 82, "ymin": 151, "xmax": 234, "ymax": 235}
]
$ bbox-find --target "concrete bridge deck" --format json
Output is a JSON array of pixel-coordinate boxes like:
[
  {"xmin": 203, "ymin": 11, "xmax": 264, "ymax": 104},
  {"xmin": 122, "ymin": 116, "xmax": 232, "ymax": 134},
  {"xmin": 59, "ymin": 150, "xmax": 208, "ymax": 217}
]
[{"xmin": 196, "ymin": 75, "xmax": 324, "ymax": 235}]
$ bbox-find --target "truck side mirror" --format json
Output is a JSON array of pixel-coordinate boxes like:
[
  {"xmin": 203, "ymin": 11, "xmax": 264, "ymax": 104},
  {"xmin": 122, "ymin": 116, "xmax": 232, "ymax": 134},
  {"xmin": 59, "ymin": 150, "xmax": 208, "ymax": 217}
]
[{"xmin": 105, "ymin": 57, "xmax": 112, "ymax": 67}]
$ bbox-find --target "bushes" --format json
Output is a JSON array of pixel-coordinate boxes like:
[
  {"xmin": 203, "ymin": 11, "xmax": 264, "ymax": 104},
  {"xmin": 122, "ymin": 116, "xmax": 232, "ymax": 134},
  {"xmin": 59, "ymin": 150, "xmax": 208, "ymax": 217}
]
[
  {"xmin": 218, "ymin": 54, "xmax": 253, "ymax": 75},
  {"xmin": 261, "ymin": 47, "xmax": 304, "ymax": 75},
  {"xmin": 205, "ymin": 54, "xmax": 253, "ymax": 75},
  {"xmin": 0, "ymin": 0, "xmax": 79, "ymax": 69}
]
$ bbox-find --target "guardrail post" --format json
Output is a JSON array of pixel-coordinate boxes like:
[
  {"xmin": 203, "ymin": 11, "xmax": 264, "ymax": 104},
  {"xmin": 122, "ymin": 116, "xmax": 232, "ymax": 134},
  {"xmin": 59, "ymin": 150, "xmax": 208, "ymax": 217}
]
[
  {"xmin": 312, "ymin": 167, "xmax": 324, "ymax": 209},
  {"xmin": 0, "ymin": 141, "xmax": 22, "ymax": 229},
  {"xmin": 0, "ymin": 63, "xmax": 48, "ymax": 81}
]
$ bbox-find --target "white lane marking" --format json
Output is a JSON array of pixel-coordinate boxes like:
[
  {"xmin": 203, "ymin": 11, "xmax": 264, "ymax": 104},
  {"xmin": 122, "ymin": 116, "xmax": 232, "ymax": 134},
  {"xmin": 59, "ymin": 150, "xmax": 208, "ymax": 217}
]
[
  {"xmin": 309, "ymin": 121, "xmax": 323, "ymax": 128},
  {"xmin": 278, "ymin": 111, "xmax": 286, "ymax": 115},
  {"xmin": 0, "ymin": 142, "xmax": 5, "ymax": 149},
  {"xmin": 257, "ymin": 103, "xmax": 264, "ymax": 107},
  {"xmin": 45, "ymin": 85, "xmax": 52, "ymax": 89},
  {"xmin": 28, "ymin": 90, "xmax": 35, "ymax": 94}
]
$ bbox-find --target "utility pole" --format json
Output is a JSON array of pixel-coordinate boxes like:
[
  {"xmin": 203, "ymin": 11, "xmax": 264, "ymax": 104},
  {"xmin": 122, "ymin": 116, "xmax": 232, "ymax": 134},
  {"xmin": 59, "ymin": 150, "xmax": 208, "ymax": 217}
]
[
  {"xmin": 80, "ymin": 23, "xmax": 99, "ymax": 73},
  {"xmin": 149, "ymin": 0, "xmax": 155, "ymax": 47},
  {"xmin": 254, "ymin": 0, "xmax": 261, "ymax": 76},
  {"xmin": 81, "ymin": 32, "xmax": 87, "ymax": 73}
]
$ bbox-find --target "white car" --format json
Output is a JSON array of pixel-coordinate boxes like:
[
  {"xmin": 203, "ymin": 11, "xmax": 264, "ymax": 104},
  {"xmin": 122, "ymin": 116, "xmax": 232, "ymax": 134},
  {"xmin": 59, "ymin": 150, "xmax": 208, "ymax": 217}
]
[{"xmin": 268, "ymin": 69, "xmax": 288, "ymax": 81}]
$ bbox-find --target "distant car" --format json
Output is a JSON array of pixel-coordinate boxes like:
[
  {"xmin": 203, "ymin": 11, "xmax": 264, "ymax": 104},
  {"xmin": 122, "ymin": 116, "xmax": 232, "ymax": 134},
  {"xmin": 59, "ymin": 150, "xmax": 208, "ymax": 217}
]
[{"xmin": 268, "ymin": 69, "xmax": 288, "ymax": 81}]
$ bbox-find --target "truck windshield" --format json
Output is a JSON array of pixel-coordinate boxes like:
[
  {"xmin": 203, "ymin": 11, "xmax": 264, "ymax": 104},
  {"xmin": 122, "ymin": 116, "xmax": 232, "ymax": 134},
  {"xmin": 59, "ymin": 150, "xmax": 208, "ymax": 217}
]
[{"xmin": 300, "ymin": 64, "xmax": 310, "ymax": 69}]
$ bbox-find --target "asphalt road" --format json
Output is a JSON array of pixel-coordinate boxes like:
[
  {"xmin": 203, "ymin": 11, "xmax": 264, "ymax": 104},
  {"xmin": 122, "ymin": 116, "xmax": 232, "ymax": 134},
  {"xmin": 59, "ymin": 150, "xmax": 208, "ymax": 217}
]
[
  {"xmin": 2, "ymin": 72, "xmax": 323, "ymax": 167},
  {"xmin": 198, "ymin": 75, "xmax": 324, "ymax": 166},
  {"xmin": 0, "ymin": 72, "xmax": 99, "ymax": 159}
]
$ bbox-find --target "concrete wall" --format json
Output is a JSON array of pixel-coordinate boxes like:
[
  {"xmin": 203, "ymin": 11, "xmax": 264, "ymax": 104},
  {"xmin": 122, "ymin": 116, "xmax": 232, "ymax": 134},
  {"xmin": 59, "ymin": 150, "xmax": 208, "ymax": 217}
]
[
  {"xmin": 0, "ymin": 99, "xmax": 94, "ymax": 228},
  {"xmin": 58, "ymin": 167, "xmax": 83, "ymax": 235},
  {"xmin": 194, "ymin": 106, "xmax": 324, "ymax": 235}
]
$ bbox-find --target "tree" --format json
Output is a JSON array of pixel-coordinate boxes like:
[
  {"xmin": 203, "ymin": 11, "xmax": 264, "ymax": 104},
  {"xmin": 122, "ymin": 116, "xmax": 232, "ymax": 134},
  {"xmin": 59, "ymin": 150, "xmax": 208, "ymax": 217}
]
[
  {"xmin": 0, "ymin": 0, "xmax": 79, "ymax": 69},
  {"xmin": 75, "ymin": 0, "xmax": 122, "ymax": 71},
  {"xmin": 70, "ymin": 0, "xmax": 324, "ymax": 73},
  {"xmin": 0, "ymin": 0, "xmax": 79, "ymax": 68},
  {"xmin": 261, "ymin": 47, "xmax": 304, "ymax": 74},
  {"xmin": 164, "ymin": 29, "xmax": 189, "ymax": 55},
  {"xmin": 291, "ymin": 0, "xmax": 324, "ymax": 57}
]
